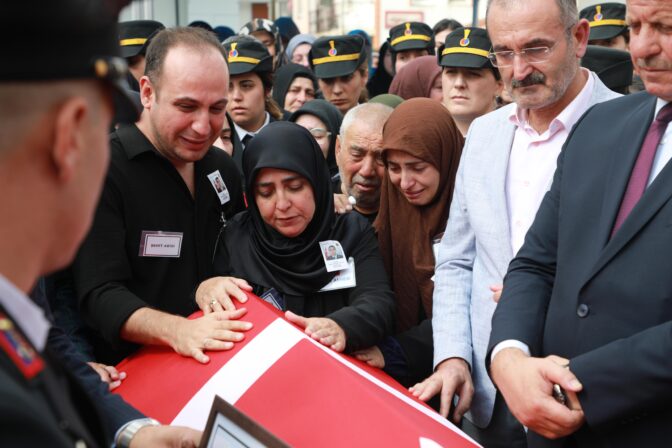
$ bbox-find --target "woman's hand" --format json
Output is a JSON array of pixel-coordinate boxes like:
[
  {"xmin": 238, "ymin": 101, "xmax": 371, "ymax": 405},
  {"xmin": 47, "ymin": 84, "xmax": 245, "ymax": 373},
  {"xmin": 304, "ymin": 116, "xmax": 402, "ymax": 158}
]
[
  {"xmin": 285, "ymin": 310, "xmax": 346, "ymax": 352},
  {"xmin": 195, "ymin": 276, "xmax": 252, "ymax": 314},
  {"xmin": 87, "ymin": 362, "xmax": 127, "ymax": 390},
  {"xmin": 353, "ymin": 346, "xmax": 385, "ymax": 368}
]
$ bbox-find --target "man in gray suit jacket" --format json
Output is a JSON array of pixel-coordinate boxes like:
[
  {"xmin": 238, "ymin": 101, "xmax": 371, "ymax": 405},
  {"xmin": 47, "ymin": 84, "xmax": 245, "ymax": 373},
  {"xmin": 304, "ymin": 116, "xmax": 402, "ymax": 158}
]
[{"xmin": 410, "ymin": 0, "xmax": 620, "ymax": 446}]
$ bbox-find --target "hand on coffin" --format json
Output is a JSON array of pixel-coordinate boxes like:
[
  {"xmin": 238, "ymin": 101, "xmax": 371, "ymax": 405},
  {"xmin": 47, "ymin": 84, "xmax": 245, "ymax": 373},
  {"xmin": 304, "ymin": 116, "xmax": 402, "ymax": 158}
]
[
  {"xmin": 409, "ymin": 357, "xmax": 473, "ymax": 423},
  {"xmin": 195, "ymin": 276, "xmax": 252, "ymax": 314},
  {"xmin": 285, "ymin": 310, "xmax": 346, "ymax": 352},
  {"xmin": 353, "ymin": 345, "xmax": 385, "ymax": 368},
  {"xmin": 174, "ymin": 308, "xmax": 252, "ymax": 364},
  {"xmin": 87, "ymin": 361, "xmax": 127, "ymax": 391},
  {"xmin": 130, "ymin": 425, "xmax": 202, "ymax": 448}
]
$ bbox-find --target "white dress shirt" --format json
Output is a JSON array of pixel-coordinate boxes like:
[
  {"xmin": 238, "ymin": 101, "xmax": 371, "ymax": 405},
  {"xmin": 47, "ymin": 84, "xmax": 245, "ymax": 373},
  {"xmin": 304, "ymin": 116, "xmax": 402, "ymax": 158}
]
[
  {"xmin": 506, "ymin": 69, "xmax": 595, "ymax": 256},
  {"xmin": 0, "ymin": 274, "xmax": 49, "ymax": 350},
  {"xmin": 233, "ymin": 111, "xmax": 270, "ymax": 147}
]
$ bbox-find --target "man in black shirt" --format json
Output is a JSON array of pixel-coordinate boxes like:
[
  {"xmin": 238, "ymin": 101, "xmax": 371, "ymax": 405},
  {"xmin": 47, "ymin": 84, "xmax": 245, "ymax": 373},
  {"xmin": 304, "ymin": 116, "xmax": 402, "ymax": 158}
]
[{"xmin": 73, "ymin": 27, "xmax": 251, "ymax": 365}]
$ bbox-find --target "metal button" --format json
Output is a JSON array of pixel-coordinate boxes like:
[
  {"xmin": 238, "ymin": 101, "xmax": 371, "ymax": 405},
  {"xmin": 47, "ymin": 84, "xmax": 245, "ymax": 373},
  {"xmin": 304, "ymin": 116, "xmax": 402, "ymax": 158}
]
[{"xmin": 577, "ymin": 304, "xmax": 589, "ymax": 318}]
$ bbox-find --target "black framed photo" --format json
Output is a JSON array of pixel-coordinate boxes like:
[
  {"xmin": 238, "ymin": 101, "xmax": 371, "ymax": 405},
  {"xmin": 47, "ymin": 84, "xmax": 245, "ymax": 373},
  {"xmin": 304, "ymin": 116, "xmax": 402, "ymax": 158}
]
[{"xmin": 199, "ymin": 395, "xmax": 290, "ymax": 448}]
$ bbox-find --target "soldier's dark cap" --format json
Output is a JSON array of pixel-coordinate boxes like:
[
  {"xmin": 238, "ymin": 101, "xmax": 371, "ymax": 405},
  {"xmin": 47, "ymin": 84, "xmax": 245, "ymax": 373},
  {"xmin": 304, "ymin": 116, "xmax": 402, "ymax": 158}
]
[
  {"xmin": 119, "ymin": 20, "xmax": 165, "ymax": 59},
  {"xmin": 309, "ymin": 35, "xmax": 367, "ymax": 79},
  {"xmin": 388, "ymin": 22, "xmax": 434, "ymax": 52},
  {"xmin": 223, "ymin": 35, "xmax": 274, "ymax": 75},
  {"xmin": 580, "ymin": 3, "xmax": 628, "ymax": 41},
  {"xmin": 581, "ymin": 45, "xmax": 633, "ymax": 92},
  {"xmin": 438, "ymin": 27, "xmax": 492, "ymax": 69},
  {"xmin": 1, "ymin": 0, "xmax": 139, "ymax": 124}
]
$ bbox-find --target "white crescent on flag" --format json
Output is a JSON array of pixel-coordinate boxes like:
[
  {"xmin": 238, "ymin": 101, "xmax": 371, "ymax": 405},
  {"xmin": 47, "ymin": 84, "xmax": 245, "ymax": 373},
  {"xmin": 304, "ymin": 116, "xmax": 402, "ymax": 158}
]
[{"xmin": 115, "ymin": 295, "xmax": 482, "ymax": 447}]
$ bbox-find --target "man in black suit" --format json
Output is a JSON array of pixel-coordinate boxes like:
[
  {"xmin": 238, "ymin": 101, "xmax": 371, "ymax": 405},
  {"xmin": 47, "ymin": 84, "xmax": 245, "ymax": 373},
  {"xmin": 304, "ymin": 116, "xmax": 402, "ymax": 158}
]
[
  {"xmin": 487, "ymin": 0, "xmax": 672, "ymax": 446},
  {"xmin": 0, "ymin": 1, "xmax": 199, "ymax": 446}
]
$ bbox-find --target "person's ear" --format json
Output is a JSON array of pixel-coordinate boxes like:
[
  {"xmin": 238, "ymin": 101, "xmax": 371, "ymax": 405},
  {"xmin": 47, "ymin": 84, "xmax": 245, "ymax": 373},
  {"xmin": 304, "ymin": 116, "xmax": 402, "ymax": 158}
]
[
  {"xmin": 51, "ymin": 97, "xmax": 89, "ymax": 183},
  {"xmin": 335, "ymin": 135, "xmax": 342, "ymax": 158},
  {"xmin": 139, "ymin": 75, "xmax": 154, "ymax": 109},
  {"xmin": 574, "ymin": 19, "xmax": 591, "ymax": 58}
]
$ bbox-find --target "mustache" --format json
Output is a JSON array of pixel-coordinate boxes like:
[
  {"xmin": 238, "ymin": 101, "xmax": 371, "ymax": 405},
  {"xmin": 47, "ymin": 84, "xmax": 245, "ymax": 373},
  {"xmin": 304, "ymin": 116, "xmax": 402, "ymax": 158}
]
[
  {"xmin": 636, "ymin": 58, "xmax": 672, "ymax": 71},
  {"xmin": 511, "ymin": 72, "xmax": 546, "ymax": 88},
  {"xmin": 351, "ymin": 174, "xmax": 381, "ymax": 187}
]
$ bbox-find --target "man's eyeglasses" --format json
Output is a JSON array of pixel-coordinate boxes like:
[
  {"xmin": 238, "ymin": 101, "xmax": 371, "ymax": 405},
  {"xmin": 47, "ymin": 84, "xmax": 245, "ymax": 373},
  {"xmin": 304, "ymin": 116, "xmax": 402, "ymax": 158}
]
[
  {"xmin": 488, "ymin": 45, "xmax": 556, "ymax": 68},
  {"xmin": 308, "ymin": 128, "xmax": 331, "ymax": 139}
]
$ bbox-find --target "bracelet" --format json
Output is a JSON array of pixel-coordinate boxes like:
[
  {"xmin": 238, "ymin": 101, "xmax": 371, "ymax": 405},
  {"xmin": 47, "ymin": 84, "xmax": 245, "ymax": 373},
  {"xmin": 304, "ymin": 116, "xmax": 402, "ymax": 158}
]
[{"xmin": 115, "ymin": 418, "xmax": 161, "ymax": 448}]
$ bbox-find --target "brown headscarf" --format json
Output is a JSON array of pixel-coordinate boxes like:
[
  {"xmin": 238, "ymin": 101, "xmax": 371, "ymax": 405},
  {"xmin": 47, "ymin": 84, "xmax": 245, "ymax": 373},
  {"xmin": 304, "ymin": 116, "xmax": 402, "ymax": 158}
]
[
  {"xmin": 388, "ymin": 55, "xmax": 441, "ymax": 100},
  {"xmin": 374, "ymin": 98, "xmax": 464, "ymax": 332}
]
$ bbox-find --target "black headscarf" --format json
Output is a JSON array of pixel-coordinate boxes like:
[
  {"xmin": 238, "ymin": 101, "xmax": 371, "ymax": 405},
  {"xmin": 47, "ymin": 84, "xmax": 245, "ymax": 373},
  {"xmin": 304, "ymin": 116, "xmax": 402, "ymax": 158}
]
[
  {"xmin": 220, "ymin": 121, "xmax": 362, "ymax": 295},
  {"xmin": 289, "ymin": 99, "xmax": 342, "ymax": 177},
  {"xmin": 272, "ymin": 63, "xmax": 318, "ymax": 116},
  {"xmin": 366, "ymin": 42, "xmax": 394, "ymax": 98}
]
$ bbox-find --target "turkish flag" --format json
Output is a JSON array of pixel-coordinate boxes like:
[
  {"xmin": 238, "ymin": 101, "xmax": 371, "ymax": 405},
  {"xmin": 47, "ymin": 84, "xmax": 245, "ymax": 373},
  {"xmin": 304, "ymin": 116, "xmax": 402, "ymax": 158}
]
[{"xmin": 115, "ymin": 294, "xmax": 480, "ymax": 447}]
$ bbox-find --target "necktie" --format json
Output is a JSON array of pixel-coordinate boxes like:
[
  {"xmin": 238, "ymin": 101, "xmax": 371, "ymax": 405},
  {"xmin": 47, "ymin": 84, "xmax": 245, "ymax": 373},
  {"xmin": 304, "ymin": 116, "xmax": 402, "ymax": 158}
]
[
  {"xmin": 611, "ymin": 103, "xmax": 672, "ymax": 236},
  {"xmin": 242, "ymin": 133, "xmax": 254, "ymax": 148}
]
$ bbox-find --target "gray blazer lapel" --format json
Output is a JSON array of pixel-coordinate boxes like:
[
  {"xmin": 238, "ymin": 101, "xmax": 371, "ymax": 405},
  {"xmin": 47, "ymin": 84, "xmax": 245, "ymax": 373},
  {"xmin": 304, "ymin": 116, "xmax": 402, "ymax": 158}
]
[{"xmin": 488, "ymin": 117, "xmax": 516, "ymax": 262}]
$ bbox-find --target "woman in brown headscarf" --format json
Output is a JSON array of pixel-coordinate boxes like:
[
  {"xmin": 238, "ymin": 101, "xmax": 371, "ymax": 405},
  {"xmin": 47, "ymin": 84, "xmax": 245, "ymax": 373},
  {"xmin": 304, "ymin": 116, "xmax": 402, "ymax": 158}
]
[
  {"xmin": 388, "ymin": 55, "xmax": 443, "ymax": 102},
  {"xmin": 353, "ymin": 98, "xmax": 464, "ymax": 388}
]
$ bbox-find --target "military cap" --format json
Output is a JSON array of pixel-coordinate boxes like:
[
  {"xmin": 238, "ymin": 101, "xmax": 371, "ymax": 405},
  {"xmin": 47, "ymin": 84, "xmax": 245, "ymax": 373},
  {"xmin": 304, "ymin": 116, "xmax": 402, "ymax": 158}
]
[
  {"xmin": 580, "ymin": 3, "xmax": 628, "ymax": 41},
  {"xmin": 239, "ymin": 18, "xmax": 284, "ymax": 66},
  {"xmin": 581, "ymin": 45, "xmax": 633, "ymax": 93},
  {"xmin": 309, "ymin": 35, "xmax": 367, "ymax": 79},
  {"xmin": 223, "ymin": 35, "xmax": 274, "ymax": 75},
  {"xmin": 1, "ymin": 0, "xmax": 138, "ymax": 124},
  {"xmin": 438, "ymin": 27, "xmax": 492, "ymax": 69},
  {"xmin": 388, "ymin": 22, "xmax": 434, "ymax": 53},
  {"xmin": 119, "ymin": 20, "xmax": 165, "ymax": 59}
]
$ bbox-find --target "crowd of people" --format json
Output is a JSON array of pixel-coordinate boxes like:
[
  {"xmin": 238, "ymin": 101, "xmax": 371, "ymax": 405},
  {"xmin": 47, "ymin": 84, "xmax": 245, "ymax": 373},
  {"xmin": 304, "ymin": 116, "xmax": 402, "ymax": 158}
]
[{"xmin": 2, "ymin": 0, "xmax": 672, "ymax": 447}]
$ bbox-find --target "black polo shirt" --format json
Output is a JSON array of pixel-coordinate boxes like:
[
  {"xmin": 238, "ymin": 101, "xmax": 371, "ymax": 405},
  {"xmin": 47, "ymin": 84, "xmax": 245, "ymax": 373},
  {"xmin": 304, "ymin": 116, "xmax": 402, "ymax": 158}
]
[{"xmin": 72, "ymin": 124, "xmax": 245, "ymax": 364}]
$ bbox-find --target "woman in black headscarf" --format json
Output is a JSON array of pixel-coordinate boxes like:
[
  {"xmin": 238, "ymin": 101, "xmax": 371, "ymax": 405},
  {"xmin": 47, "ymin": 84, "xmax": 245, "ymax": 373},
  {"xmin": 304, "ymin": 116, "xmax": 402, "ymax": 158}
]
[
  {"xmin": 272, "ymin": 63, "xmax": 318, "ymax": 119},
  {"xmin": 195, "ymin": 122, "xmax": 394, "ymax": 353},
  {"xmin": 366, "ymin": 42, "xmax": 394, "ymax": 98},
  {"xmin": 289, "ymin": 99, "xmax": 342, "ymax": 179}
]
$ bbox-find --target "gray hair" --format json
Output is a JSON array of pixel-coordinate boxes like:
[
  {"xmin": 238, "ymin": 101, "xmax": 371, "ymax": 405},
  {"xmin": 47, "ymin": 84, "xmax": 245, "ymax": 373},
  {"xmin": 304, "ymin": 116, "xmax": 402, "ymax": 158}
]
[
  {"xmin": 486, "ymin": 0, "xmax": 578, "ymax": 30},
  {"xmin": 339, "ymin": 103, "xmax": 394, "ymax": 138}
]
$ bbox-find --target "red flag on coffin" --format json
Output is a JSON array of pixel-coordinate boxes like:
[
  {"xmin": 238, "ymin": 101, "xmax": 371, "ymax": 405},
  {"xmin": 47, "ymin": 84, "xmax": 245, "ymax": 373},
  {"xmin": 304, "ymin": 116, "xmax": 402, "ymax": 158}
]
[{"xmin": 114, "ymin": 294, "xmax": 481, "ymax": 448}]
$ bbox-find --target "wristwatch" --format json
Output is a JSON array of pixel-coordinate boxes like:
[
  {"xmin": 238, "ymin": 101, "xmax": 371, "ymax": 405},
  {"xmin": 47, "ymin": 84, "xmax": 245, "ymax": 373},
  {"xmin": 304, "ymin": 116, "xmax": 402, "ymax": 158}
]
[{"xmin": 115, "ymin": 418, "xmax": 161, "ymax": 448}]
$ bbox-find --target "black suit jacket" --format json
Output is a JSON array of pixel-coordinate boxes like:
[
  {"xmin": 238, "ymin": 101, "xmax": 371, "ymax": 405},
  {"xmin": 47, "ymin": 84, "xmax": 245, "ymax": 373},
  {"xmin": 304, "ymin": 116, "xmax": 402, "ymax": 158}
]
[{"xmin": 488, "ymin": 92, "xmax": 672, "ymax": 447}]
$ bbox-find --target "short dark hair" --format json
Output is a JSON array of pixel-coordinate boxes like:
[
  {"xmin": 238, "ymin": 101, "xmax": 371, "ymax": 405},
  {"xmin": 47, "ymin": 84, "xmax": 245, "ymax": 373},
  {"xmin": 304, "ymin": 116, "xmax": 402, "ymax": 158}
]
[
  {"xmin": 144, "ymin": 27, "xmax": 225, "ymax": 89},
  {"xmin": 432, "ymin": 18, "xmax": 464, "ymax": 35}
]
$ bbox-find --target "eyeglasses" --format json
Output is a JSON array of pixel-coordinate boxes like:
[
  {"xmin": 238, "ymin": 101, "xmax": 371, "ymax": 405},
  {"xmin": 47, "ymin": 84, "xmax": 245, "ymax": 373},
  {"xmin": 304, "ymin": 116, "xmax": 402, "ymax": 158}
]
[
  {"xmin": 487, "ymin": 45, "xmax": 556, "ymax": 68},
  {"xmin": 309, "ymin": 128, "xmax": 331, "ymax": 139}
]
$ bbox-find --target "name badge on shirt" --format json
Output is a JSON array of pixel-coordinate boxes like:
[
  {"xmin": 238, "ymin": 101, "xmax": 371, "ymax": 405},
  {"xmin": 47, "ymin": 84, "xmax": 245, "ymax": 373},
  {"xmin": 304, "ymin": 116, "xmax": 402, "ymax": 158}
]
[
  {"xmin": 319, "ymin": 240, "xmax": 349, "ymax": 272},
  {"xmin": 207, "ymin": 170, "xmax": 230, "ymax": 205},
  {"xmin": 319, "ymin": 258, "xmax": 357, "ymax": 291},
  {"xmin": 139, "ymin": 231, "xmax": 183, "ymax": 257}
]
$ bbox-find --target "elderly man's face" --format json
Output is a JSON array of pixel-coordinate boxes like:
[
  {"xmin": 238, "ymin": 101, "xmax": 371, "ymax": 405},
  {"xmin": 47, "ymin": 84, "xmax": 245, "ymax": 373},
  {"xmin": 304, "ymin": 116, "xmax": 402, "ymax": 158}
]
[
  {"xmin": 487, "ymin": 0, "xmax": 587, "ymax": 110},
  {"xmin": 627, "ymin": 0, "xmax": 672, "ymax": 101},
  {"xmin": 335, "ymin": 121, "xmax": 385, "ymax": 214}
]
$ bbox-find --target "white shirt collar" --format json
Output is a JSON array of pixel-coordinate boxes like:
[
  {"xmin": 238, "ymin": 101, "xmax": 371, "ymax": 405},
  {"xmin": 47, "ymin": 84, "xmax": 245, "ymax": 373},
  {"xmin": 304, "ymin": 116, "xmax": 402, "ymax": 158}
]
[
  {"xmin": 233, "ymin": 112, "xmax": 271, "ymax": 143},
  {"xmin": 508, "ymin": 68, "xmax": 595, "ymax": 138},
  {"xmin": 0, "ymin": 275, "xmax": 49, "ymax": 350},
  {"xmin": 655, "ymin": 98, "xmax": 670, "ymax": 116}
]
